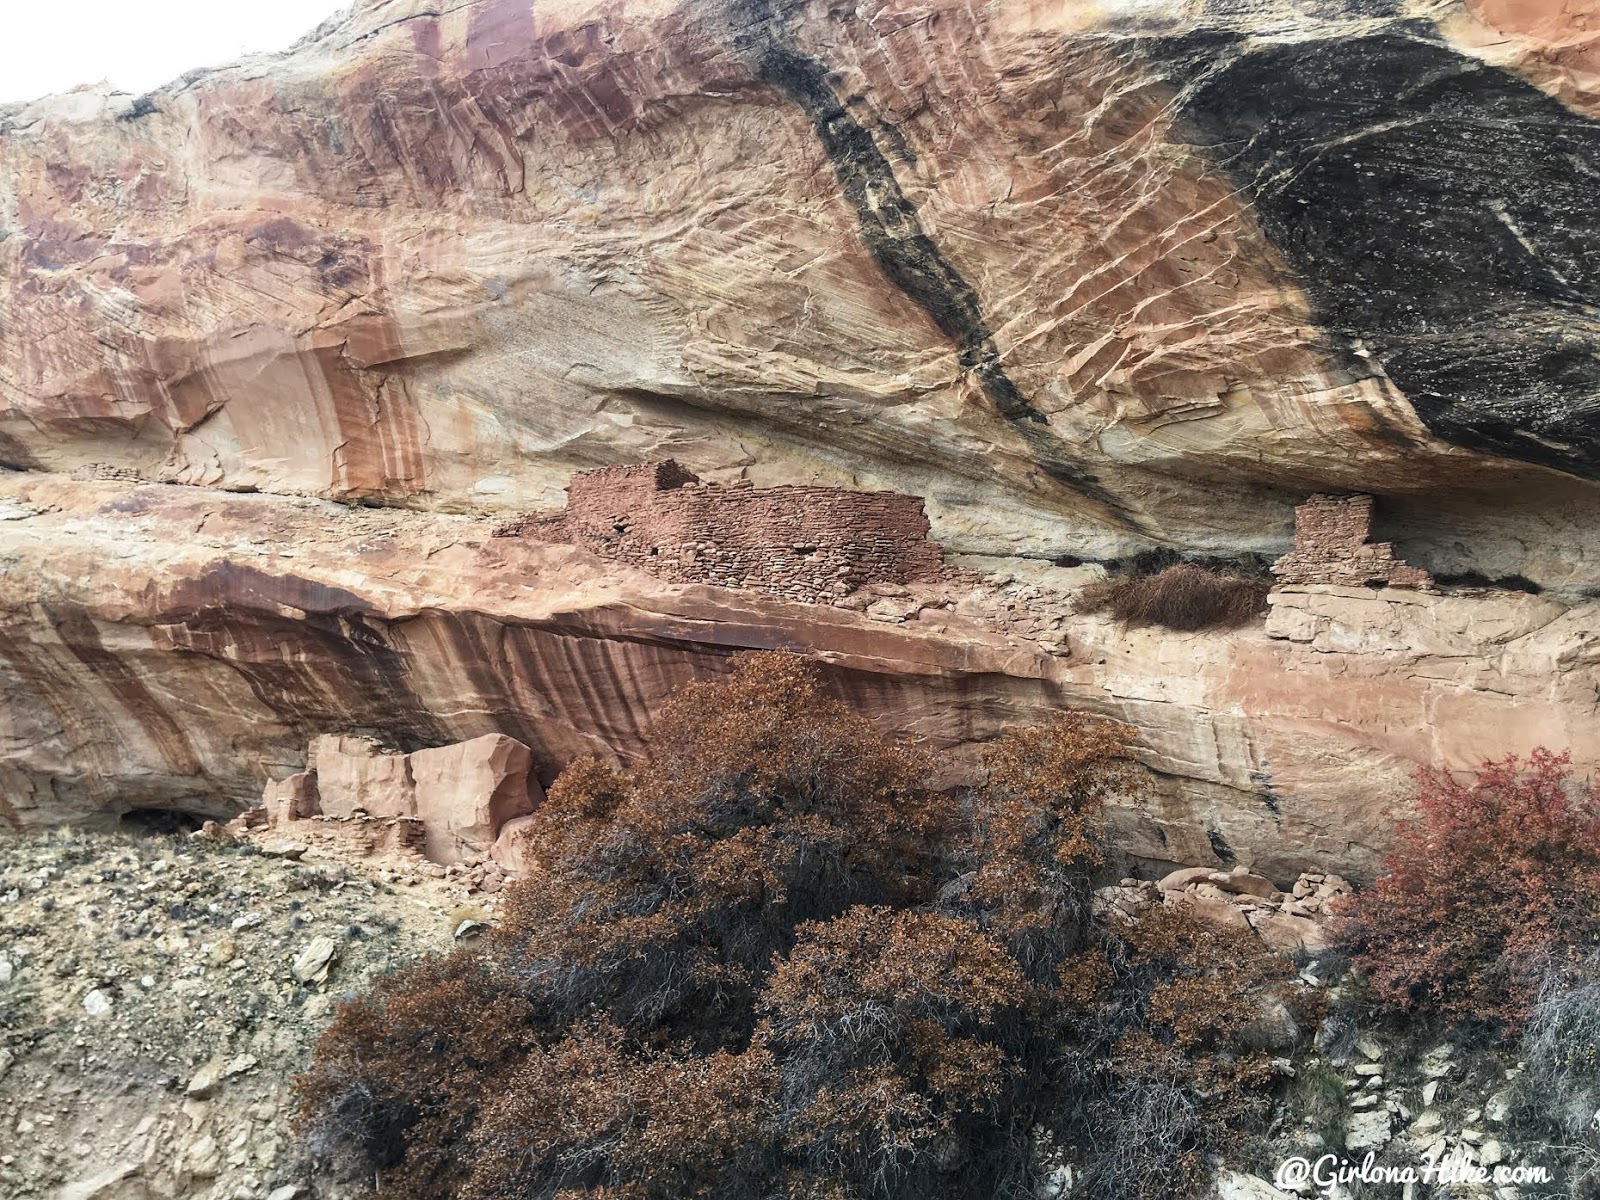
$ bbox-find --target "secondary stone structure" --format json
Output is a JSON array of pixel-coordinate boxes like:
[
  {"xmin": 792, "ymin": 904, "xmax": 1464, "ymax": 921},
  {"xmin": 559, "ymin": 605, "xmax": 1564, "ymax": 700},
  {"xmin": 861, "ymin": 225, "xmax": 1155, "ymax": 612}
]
[
  {"xmin": 1271, "ymin": 494, "xmax": 1434, "ymax": 590},
  {"xmin": 499, "ymin": 461, "xmax": 947, "ymax": 605},
  {"xmin": 261, "ymin": 733, "xmax": 544, "ymax": 868}
]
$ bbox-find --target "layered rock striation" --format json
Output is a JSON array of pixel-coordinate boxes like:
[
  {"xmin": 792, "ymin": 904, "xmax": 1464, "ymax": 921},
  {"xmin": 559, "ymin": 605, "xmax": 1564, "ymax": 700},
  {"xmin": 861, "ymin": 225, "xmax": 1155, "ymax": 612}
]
[
  {"xmin": 2, "ymin": 0, "xmax": 1598, "ymax": 582},
  {"xmin": 1, "ymin": 477, "xmax": 1594, "ymax": 882},
  {"xmin": 1, "ymin": 0, "xmax": 1598, "ymax": 877}
]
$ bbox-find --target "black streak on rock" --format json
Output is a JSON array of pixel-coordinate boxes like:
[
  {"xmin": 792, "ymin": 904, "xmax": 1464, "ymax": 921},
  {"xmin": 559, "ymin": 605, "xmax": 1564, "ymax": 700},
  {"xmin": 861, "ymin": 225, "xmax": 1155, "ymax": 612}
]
[
  {"xmin": 730, "ymin": 1, "xmax": 1139, "ymax": 524},
  {"xmin": 734, "ymin": 0, "xmax": 1033, "ymax": 420},
  {"xmin": 1170, "ymin": 28, "xmax": 1600, "ymax": 479}
]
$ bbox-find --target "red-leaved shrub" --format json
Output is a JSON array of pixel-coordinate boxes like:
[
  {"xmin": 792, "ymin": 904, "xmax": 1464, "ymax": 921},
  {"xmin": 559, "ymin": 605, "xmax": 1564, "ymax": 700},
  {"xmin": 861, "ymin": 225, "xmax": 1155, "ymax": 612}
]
[{"xmin": 1334, "ymin": 748, "xmax": 1600, "ymax": 1034}]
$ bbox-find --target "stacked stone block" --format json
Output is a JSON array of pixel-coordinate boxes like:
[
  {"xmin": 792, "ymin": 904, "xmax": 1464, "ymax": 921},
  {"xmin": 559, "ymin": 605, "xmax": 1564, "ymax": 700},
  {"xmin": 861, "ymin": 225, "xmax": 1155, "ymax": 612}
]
[
  {"xmin": 505, "ymin": 461, "xmax": 946, "ymax": 605},
  {"xmin": 1272, "ymin": 494, "xmax": 1432, "ymax": 589}
]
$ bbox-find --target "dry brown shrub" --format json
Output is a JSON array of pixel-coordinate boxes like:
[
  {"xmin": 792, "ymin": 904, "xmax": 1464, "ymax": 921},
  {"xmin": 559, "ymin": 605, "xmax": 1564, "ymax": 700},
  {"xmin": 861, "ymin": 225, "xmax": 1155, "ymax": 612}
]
[
  {"xmin": 1062, "ymin": 907, "xmax": 1300, "ymax": 1200},
  {"xmin": 294, "ymin": 950, "xmax": 535, "ymax": 1199},
  {"xmin": 756, "ymin": 906, "xmax": 1037, "ymax": 1198},
  {"xmin": 493, "ymin": 651, "xmax": 951, "ymax": 1039},
  {"xmin": 296, "ymin": 652, "xmax": 1292, "ymax": 1200},
  {"xmin": 1079, "ymin": 563, "xmax": 1269, "ymax": 631},
  {"xmin": 464, "ymin": 1024, "xmax": 777, "ymax": 1200},
  {"xmin": 956, "ymin": 713, "xmax": 1144, "ymax": 974}
]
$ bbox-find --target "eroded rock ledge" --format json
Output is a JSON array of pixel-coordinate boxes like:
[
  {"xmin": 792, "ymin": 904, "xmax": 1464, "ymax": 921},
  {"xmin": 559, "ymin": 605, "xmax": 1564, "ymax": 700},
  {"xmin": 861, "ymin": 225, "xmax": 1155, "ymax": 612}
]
[{"xmin": 1, "ymin": 476, "xmax": 1593, "ymax": 881}]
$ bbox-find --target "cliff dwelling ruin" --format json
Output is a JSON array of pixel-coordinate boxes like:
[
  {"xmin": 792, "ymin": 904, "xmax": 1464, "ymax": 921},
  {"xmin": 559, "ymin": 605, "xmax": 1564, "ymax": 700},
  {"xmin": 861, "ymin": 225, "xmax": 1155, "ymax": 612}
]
[
  {"xmin": 497, "ymin": 461, "xmax": 947, "ymax": 605},
  {"xmin": 1271, "ymin": 494, "xmax": 1433, "ymax": 590}
]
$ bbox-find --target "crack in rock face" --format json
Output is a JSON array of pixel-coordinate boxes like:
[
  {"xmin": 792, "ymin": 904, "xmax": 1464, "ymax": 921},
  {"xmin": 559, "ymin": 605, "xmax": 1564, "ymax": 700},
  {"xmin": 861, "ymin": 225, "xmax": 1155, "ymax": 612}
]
[
  {"xmin": 1166, "ymin": 25, "xmax": 1600, "ymax": 479},
  {"xmin": 727, "ymin": 0, "xmax": 1142, "ymax": 528}
]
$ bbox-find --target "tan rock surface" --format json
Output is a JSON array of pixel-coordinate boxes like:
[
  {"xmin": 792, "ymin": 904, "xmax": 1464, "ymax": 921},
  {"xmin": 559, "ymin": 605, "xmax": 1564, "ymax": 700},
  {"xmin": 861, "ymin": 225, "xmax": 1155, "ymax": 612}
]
[
  {"xmin": 2, "ymin": 0, "xmax": 1598, "ymax": 879},
  {"xmin": 0, "ymin": 478, "xmax": 1594, "ymax": 880},
  {"xmin": 309, "ymin": 735, "xmax": 414, "ymax": 820},
  {"xmin": 2, "ymin": 0, "xmax": 1598, "ymax": 584},
  {"xmin": 406, "ymin": 734, "xmax": 543, "ymax": 863}
]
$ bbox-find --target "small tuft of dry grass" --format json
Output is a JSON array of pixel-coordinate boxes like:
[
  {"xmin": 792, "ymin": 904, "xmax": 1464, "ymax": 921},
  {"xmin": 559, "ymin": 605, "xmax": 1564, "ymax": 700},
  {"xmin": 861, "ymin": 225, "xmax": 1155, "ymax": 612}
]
[{"xmin": 1080, "ymin": 564, "xmax": 1269, "ymax": 632}]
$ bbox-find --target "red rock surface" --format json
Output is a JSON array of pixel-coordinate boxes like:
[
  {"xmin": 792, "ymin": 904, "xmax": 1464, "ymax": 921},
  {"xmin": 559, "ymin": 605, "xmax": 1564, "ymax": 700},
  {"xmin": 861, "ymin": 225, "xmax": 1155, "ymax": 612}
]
[
  {"xmin": 2, "ymin": 0, "xmax": 1598, "ymax": 880},
  {"xmin": 0, "ymin": 477, "xmax": 1594, "ymax": 882},
  {"xmin": 2, "ymin": 0, "xmax": 1598, "ymax": 583}
]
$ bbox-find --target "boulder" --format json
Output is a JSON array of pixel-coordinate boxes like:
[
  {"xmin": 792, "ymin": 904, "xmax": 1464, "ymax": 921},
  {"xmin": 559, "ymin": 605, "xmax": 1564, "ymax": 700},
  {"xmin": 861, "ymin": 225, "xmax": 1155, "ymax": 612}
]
[
  {"xmin": 1158, "ymin": 866, "xmax": 1215, "ymax": 892},
  {"xmin": 491, "ymin": 815, "xmax": 538, "ymax": 874},
  {"xmin": 56, "ymin": 1162, "xmax": 144, "ymax": 1200},
  {"xmin": 291, "ymin": 936, "xmax": 339, "ymax": 986},
  {"xmin": 1484, "ymin": 1089, "xmax": 1513, "ymax": 1123},
  {"xmin": 1212, "ymin": 868, "xmax": 1279, "ymax": 900},
  {"xmin": 1248, "ymin": 910, "xmax": 1329, "ymax": 953},
  {"xmin": 1345, "ymin": 1108, "xmax": 1393, "ymax": 1152},
  {"xmin": 410, "ymin": 735, "xmax": 544, "ymax": 864},
  {"xmin": 185, "ymin": 1054, "xmax": 228, "ymax": 1099},
  {"xmin": 1168, "ymin": 894, "xmax": 1253, "ymax": 935},
  {"xmin": 310, "ymin": 736, "xmax": 414, "ymax": 820}
]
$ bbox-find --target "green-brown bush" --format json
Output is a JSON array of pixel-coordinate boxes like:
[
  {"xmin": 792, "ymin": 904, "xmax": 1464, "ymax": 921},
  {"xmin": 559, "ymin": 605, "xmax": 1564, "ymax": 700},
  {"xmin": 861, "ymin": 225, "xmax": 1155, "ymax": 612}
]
[
  {"xmin": 295, "ymin": 653, "xmax": 1298, "ymax": 1200},
  {"xmin": 1078, "ymin": 562, "xmax": 1270, "ymax": 631}
]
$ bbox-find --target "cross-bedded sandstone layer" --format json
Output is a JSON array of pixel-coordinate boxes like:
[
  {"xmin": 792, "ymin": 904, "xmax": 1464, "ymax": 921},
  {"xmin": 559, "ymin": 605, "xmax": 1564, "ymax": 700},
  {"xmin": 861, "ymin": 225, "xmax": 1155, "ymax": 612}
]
[
  {"xmin": 2, "ymin": 0, "xmax": 1599, "ymax": 877},
  {"xmin": 3, "ymin": 0, "xmax": 1599, "ymax": 586}
]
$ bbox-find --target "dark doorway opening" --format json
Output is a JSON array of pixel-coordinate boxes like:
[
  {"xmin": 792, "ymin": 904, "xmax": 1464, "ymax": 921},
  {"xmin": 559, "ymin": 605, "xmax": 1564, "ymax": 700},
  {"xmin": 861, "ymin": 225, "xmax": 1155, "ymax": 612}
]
[{"xmin": 119, "ymin": 808, "xmax": 207, "ymax": 836}]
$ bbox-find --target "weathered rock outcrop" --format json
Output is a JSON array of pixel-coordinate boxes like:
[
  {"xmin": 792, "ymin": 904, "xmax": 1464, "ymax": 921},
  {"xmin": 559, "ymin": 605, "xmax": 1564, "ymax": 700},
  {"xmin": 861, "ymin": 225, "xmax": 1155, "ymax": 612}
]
[
  {"xmin": 1095, "ymin": 865, "xmax": 1353, "ymax": 952},
  {"xmin": 2, "ymin": 0, "xmax": 1599, "ymax": 584},
  {"xmin": 273, "ymin": 731, "xmax": 544, "ymax": 864},
  {"xmin": 0, "ymin": 478, "xmax": 1594, "ymax": 881},
  {"xmin": 1, "ymin": 0, "xmax": 1598, "ymax": 876}
]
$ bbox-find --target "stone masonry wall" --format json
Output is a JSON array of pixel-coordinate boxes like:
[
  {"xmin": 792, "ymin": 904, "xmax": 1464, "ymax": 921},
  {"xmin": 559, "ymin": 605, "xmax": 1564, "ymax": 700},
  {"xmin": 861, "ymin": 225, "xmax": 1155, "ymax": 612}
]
[
  {"xmin": 1271, "ymin": 494, "xmax": 1433, "ymax": 589},
  {"xmin": 501, "ymin": 462, "xmax": 946, "ymax": 605}
]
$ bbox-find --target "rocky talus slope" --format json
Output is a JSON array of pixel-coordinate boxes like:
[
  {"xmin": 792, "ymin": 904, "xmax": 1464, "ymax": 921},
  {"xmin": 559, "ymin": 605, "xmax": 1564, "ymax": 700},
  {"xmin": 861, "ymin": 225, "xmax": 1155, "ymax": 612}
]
[
  {"xmin": 1, "ymin": 828, "xmax": 1565, "ymax": 1200},
  {"xmin": 1, "ymin": 0, "xmax": 1598, "ymax": 872},
  {"xmin": 0, "ymin": 828, "xmax": 497, "ymax": 1200}
]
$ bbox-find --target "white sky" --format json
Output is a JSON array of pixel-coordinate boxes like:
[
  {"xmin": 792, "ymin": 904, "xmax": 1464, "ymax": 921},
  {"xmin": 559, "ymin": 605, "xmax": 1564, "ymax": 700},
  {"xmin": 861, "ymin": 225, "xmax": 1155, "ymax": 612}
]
[{"xmin": 1, "ymin": 0, "xmax": 347, "ymax": 104}]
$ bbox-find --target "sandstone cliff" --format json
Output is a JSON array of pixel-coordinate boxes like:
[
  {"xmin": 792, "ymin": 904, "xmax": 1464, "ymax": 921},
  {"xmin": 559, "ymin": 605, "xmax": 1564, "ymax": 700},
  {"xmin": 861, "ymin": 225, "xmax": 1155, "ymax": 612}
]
[
  {"xmin": 0, "ymin": 477, "xmax": 1593, "ymax": 880},
  {"xmin": 3, "ymin": 0, "xmax": 1599, "ymax": 579},
  {"xmin": 1, "ymin": 0, "xmax": 1598, "ymax": 871}
]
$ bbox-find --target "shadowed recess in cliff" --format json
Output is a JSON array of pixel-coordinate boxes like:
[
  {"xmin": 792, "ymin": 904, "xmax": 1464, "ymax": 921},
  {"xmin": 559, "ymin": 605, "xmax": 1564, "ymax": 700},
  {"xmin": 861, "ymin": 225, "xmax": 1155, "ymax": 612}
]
[
  {"xmin": 1168, "ymin": 27, "xmax": 1600, "ymax": 479},
  {"xmin": 43, "ymin": 604, "xmax": 203, "ymax": 777},
  {"xmin": 154, "ymin": 563, "xmax": 452, "ymax": 750},
  {"xmin": 727, "ymin": 0, "xmax": 1139, "ymax": 528}
]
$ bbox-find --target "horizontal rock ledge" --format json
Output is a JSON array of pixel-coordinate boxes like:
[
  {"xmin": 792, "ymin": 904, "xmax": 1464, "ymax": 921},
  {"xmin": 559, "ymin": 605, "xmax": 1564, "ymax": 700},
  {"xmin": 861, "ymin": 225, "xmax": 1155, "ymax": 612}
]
[{"xmin": 0, "ymin": 478, "xmax": 1595, "ymax": 882}]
